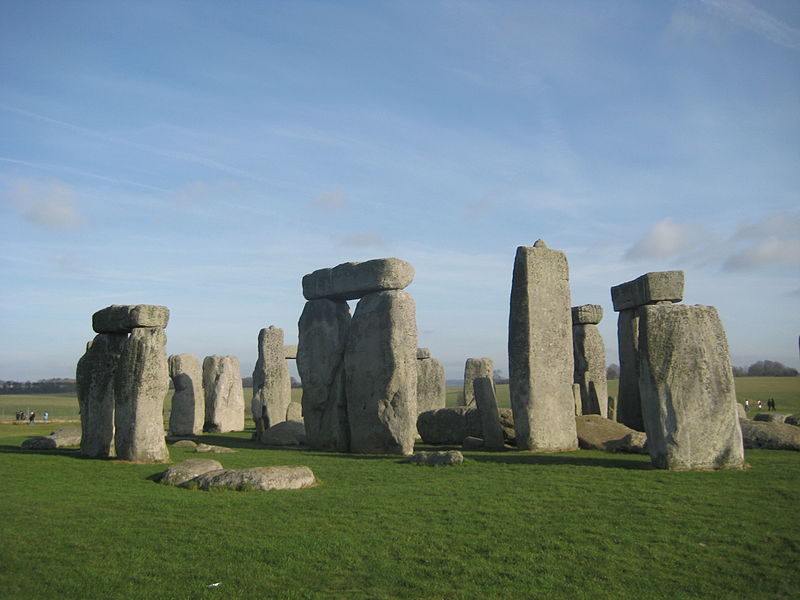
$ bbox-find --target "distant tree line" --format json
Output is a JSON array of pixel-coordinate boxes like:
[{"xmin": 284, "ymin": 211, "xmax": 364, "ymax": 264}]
[
  {"xmin": 732, "ymin": 360, "xmax": 798, "ymax": 377},
  {"xmin": 0, "ymin": 379, "xmax": 77, "ymax": 394}
]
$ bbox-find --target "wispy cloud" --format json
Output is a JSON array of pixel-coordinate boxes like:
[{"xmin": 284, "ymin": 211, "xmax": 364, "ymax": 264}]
[
  {"xmin": 340, "ymin": 232, "xmax": 385, "ymax": 247},
  {"xmin": 2, "ymin": 178, "xmax": 82, "ymax": 230},
  {"xmin": 313, "ymin": 188, "xmax": 347, "ymax": 213},
  {"xmin": 724, "ymin": 237, "xmax": 800, "ymax": 271},
  {"xmin": 624, "ymin": 217, "xmax": 707, "ymax": 260},
  {"xmin": 733, "ymin": 211, "xmax": 800, "ymax": 240},
  {"xmin": 701, "ymin": 0, "xmax": 800, "ymax": 49}
]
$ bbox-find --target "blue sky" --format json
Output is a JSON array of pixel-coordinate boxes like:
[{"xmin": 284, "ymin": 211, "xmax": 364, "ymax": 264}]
[{"xmin": 1, "ymin": 0, "xmax": 798, "ymax": 381}]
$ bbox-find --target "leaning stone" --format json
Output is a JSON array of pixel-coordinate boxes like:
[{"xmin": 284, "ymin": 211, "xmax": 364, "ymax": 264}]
[
  {"xmin": 571, "ymin": 304, "xmax": 603, "ymax": 325},
  {"xmin": 261, "ymin": 420, "xmax": 306, "ymax": 446},
  {"xmin": 638, "ymin": 305, "xmax": 744, "ymax": 470},
  {"xmin": 474, "ymin": 377, "xmax": 505, "ymax": 449},
  {"xmin": 462, "ymin": 436, "xmax": 485, "ymax": 450},
  {"xmin": 302, "ymin": 258, "xmax": 415, "ymax": 301},
  {"xmin": 508, "ymin": 243, "xmax": 578, "ymax": 451},
  {"xmin": 462, "ymin": 358, "xmax": 493, "ymax": 407},
  {"xmin": 345, "ymin": 290, "xmax": 417, "ymax": 455},
  {"xmin": 740, "ymin": 420, "xmax": 800, "ymax": 450},
  {"xmin": 753, "ymin": 413, "xmax": 789, "ymax": 424},
  {"xmin": 159, "ymin": 459, "xmax": 223, "ymax": 486},
  {"xmin": 252, "ymin": 326, "xmax": 291, "ymax": 434},
  {"xmin": 284, "ymin": 345, "xmax": 298, "ymax": 359},
  {"xmin": 286, "ymin": 402, "xmax": 303, "ymax": 422},
  {"xmin": 114, "ymin": 327, "xmax": 170, "ymax": 463},
  {"xmin": 408, "ymin": 451, "xmax": 464, "ymax": 466},
  {"xmin": 297, "ymin": 299, "xmax": 351, "ymax": 452},
  {"xmin": 608, "ymin": 432, "xmax": 648, "ymax": 454},
  {"xmin": 416, "ymin": 356, "xmax": 446, "ymax": 415},
  {"xmin": 202, "ymin": 355, "xmax": 245, "ymax": 434},
  {"xmin": 168, "ymin": 354, "xmax": 204, "ymax": 436},
  {"xmin": 573, "ymin": 321, "xmax": 608, "ymax": 417},
  {"xmin": 187, "ymin": 466, "xmax": 316, "ymax": 491},
  {"xmin": 92, "ymin": 305, "xmax": 169, "ymax": 334},
  {"xmin": 785, "ymin": 415, "xmax": 800, "ymax": 427},
  {"xmin": 195, "ymin": 443, "xmax": 237, "ymax": 454},
  {"xmin": 575, "ymin": 415, "xmax": 647, "ymax": 454},
  {"xmin": 416, "ymin": 347, "xmax": 431, "ymax": 359},
  {"xmin": 610, "ymin": 271, "xmax": 684, "ymax": 312},
  {"xmin": 77, "ymin": 333, "xmax": 127, "ymax": 458},
  {"xmin": 171, "ymin": 439, "xmax": 198, "ymax": 448}
]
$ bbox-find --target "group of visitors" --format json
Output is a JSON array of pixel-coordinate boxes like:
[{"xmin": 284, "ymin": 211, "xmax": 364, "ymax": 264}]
[
  {"xmin": 745, "ymin": 399, "xmax": 777, "ymax": 412},
  {"xmin": 15, "ymin": 410, "xmax": 48, "ymax": 424}
]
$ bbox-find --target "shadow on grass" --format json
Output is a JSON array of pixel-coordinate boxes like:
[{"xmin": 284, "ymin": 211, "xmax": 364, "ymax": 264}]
[
  {"xmin": 466, "ymin": 451, "xmax": 653, "ymax": 470},
  {"xmin": 0, "ymin": 444, "xmax": 83, "ymax": 458}
]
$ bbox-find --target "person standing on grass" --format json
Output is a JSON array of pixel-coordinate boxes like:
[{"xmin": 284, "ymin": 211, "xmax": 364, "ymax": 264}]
[
  {"xmin": 28, "ymin": 411, "xmax": 35, "ymax": 424},
  {"xmin": 43, "ymin": 411, "xmax": 49, "ymax": 424},
  {"xmin": 744, "ymin": 399, "xmax": 749, "ymax": 412},
  {"xmin": 757, "ymin": 400, "xmax": 763, "ymax": 411}
]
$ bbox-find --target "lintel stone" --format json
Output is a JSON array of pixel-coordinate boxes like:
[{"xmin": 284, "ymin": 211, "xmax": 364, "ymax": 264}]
[
  {"xmin": 302, "ymin": 258, "xmax": 414, "ymax": 301},
  {"xmin": 610, "ymin": 271, "xmax": 684, "ymax": 312},
  {"xmin": 93, "ymin": 305, "xmax": 169, "ymax": 333},
  {"xmin": 571, "ymin": 304, "xmax": 603, "ymax": 325}
]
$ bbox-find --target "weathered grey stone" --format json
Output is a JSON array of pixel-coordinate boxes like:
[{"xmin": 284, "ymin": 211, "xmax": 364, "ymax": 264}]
[
  {"xmin": 610, "ymin": 271, "xmax": 684, "ymax": 312},
  {"xmin": 408, "ymin": 450, "xmax": 464, "ymax": 466},
  {"xmin": 785, "ymin": 415, "xmax": 800, "ymax": 427},
  {"xmin": 187, "ymin": 466, "xmax": 316, "ymax": 491},
  {"xmin": 616, "ymin": 308, "xmax": 644, "ymax": 431},
  {"xmin": 462, "ymin": 436, "xmax": 485, "ymax": 449},
  {"xmin": 252, "ymin": 326, "xmax": 291, "ymax": 437},
  {"xmin": 168, "ymin": 354, "xmax": 204, "ymax": 436},
  {"xmin": 462, "ymin": 358, "xmax": 493, "ymax": 407},
  {"xmin": 286, "ymin": 401, "xmax": 303, "ymax": 422},
  {"xmin": 345, "ymin": 290, "xmax": 417, "ymax": 455},
  {"xmin": 92, "ymin": 304, "xmax": 169, "ymax": 334},
  {"xmin": 302, "ymin": 258, "xmax": 414, "ymax": 301},
  {"xmin": 77, "ymin": 333, "xmax": 127, "ymax": 458},
  {"xmin": 607, "ymin": 396, "xmax": 617, "ymax": 421},
  {"xmin": 572, "ymin": 323, "xmax": 608, "ymax": 417},
  {"xmin": 740, "ymin": 419, "xmax": 800, "ymax": 450},
  {"xmin": 22, "ymin": 427, "xmax": 82, "ymax": 450},
  {"xmin": 417, "ymin": 407, "xmax": 515, "ymax": 445},
  {"xmin": 202, "ymin": 355, "xmax": 245, "ymax": 434},
  {"xmin": 261, "ymin": 420, "xmax": 306, "ymax": 446},
  {"xmin": 284, "ymin": 345, "xmax": 298, "ymax": 359},
  {"xmin": 572, "ymin": 383, "xmax": 582, "ymax": 416},
  {"xmin": 753, "ymin": 413, "xmax": 789, "ymax": 423},
  {"xmin": 571, "ymin": 304, "xmax": 603, "ymax": 325},
  {"xmin": 736, "ymin": 403, "xmax": 747, "ymax": 420},
  {"xmin": 575, "ymin": 415, "xmax": 648, "ymax": 454},
  {"xmin": 474, "ymin": 377, "xmax": 504, "ymax": 449},
  {"xmin": 416, "ymin": 357, "xmax": 446, "ymax": 415},
  {"xmin": 195, "ymin": 443, "xmax": 237, "ymax": 454},
  {"xmin": 416, "ymin": 347, "xmax": 431, "ymax": 359},
  {"xmin": 297, "ymin": 299, "xmax": 351, "ymax": 452},
  {"xmin": 508, "ymin": 243, "xmax": 578, "ymax": 451},
  {"xmin": 638, "ymin": 305, "xmax": 744, "ymax": 470},
  {"xmin": 113, "ymin": 327, "xmax": 169, "ymax": 463},
  {"xmin": 171, "ymin": 439, "xmax": 197, "ymax": 448},
  {"xmin": 159, "ymin": 459, "xmax": 223, "ymax": 486}
]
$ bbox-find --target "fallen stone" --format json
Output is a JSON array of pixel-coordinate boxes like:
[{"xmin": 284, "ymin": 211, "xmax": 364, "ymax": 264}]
[
  {"xmin": 474, "ymin": 377, "xmax": 504, "ymax": 449},
  {"xmin": 610, "ymin": 271, "xmax": 684, "ymax": 312},
  {"xmin": 462, "ymin": 436, "xmax": 484, "ymax": 450},
  {"xmin": 195, "ymin": 443, "xmax": 237, "ymax": 454},
  {"xmin": 286, "ymin": 402, "xmax": 303, "ymax": 422},
  {"xmin": 92, "ymin": 304, "xmax": 169, "ymax": 334},
  {"xmin": 202, "ymin": 355, "xmax": 245, "ymax": 434},
  {"xmin": 462, "ymin": 358, "xmax": 493, "ymax": 407},
  {"xmin": 753, "ymin": 413, "xmax": 789, "ymax": 424},
  {"xmin": 416, "ymin": 356, "xmax": 446, "ymax": 415},
  {"xmin": 408, "ymin": 451, "xmax": 464, "ymax": 466},
  {"xmin": 302, "ymin": 258, "xmax": 414, "ymax": 301},
  {"xmin": 571, "ymin": 304, "xmax": 603, "ymax": 325},
  {"xmin": 187, "ymin": 466, "xmax": 316, "ymax": 491},
  {"xmin": 171, "ymin": 439, "xmax": 198, "ymax": 448},
  {"xmin": 740, "ymin": 420, "xmax": 800, "ymax": 450},
  {"xmin": 261, "ymin": 420, "xmax": 306, "ymax": 446},
  {"xmin": 159, "ymin": 459, "xmax": 223, "ymax": 486},
  {"xmin": 252, "ymin": 326, "xmax": 291, "ymax": 432},
  {"xmin": 22, "ymin": 436, "xmax": 58, "ymax": 450},
  {"xmin": 785, "ymin": 415, "xmax": 800, "ymax": 427},
  {"xmin": 168, "ymin": 354, "xmax": 204, "ymax": 437},
  {"xmin": 417, "ymin": 407, "xmax": 515, "ymax": 445},
  {"xmin": 575, "ymin": 415, "xmax": 647, "ymax": 454},
  {"xmin": 50, "ymin": 427, "xmax": 82, "ymax": 446}
]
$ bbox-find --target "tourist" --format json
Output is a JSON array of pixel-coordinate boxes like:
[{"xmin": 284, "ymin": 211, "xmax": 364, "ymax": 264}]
[
  {"xmin": 43, "ymin": 411, "xmax": 49, "ymax": 424},
  {"xmin": 744, "ymin": 399, "xmax": 749, "ymax": 412},
  {"xmin": 757, "ymin": 400, "xmax": 763, "ymax": 411},
  {"xmin": 28, "ymin": 411, "xmax": 36, "ymax": 424}
]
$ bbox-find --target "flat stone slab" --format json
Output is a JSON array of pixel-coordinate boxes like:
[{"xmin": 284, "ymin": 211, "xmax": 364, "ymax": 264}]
[
  {"xmin": 408, "ymin": 451, "xmax": 464, "ymax": 466},
  {"xmin": 611, "ymin": 271, "xmax": 683, "ymax": 312},
  {"xmin": 186, "ymin": 466, "xmax": 316, "ymax": 491},
  {"xmin": 740, "ymin": 420, "xmax": 800, "ymax": 450},
  {"xmin": 753, "ymin": 413, "xmax": 789, "ymax": 424},
  {"xmin": 92, "ymin": 304, "xmax": 169, "ymax": 333},
  {"xmin": 575, "ymin": 415, "xmax": 647, "ymax": 454},
  {"xmin": 571, "ymin": 304, "xmax": 603, "ymax": 325},
  {"xmin": 171, "ymin": 439, "xmax": 198, "ymax": 448},
  {"xmin": 302, "ymin": 258, "xmax": 414, "ymax": 301},
  {"xmin": 260, "ymin": 420, "xmax": 306, "ymax": 446},
  {"xmin": 159, "ymin": 459, "xmax": 223, "ymax": 486},
  {"xmin": 195, "ymin": 443, "xmax": 237, "ymax": 454}
]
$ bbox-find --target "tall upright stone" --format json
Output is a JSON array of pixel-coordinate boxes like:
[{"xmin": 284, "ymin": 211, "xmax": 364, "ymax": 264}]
[
  {"xmin": 462, "ymin": 358, "xmax": 493, "ymax": 407},
  {"xmin": 345, "ymin": 290, "xmax": 418, "ymax": 455},
  {"xmin": 168, "ymin": 354, "xmax": 204, "ymax": 436},
  {"xmin": 297, "ymin": 299, "xmax": 351, "ymax": 452},
  {"xmin": 252, "ymin": 326, "xmax": 291, "ymax": 439},
  {"xmin": 77, "ymin": 333, "xmax": 127, "ymax": 457},
  {"xmin": 572, "ymin": 304, "xmax": 608, "ymax": 417},
  {"xmin": 202, "ymin": 355, "xmax": 245, "ymax": 433},
  {"xmin": 417, "ymin": 352, "xmax": 446, "ymax": 415},
  {"xmin": 474, "ymin": 377, "xmax": 505, "ymax": 449},
  {"xmin": 637, "ymin": 304, "xmax": 744, "ymax": 470},
  {"xmin": 611, "ymin": 271, "xmax": 684, "ymax": 432},
  {"xmin": 508, "ymin": 240, "xmax": 578, "ymax": 451},
  {"xmin": 114, "ymin": 327, "xmax": 169, "ymax": 463}
]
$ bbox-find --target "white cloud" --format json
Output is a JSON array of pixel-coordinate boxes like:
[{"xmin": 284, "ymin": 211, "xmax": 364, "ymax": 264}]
[
  {"xmin": 723, "ymin": 237, "xmax": 800, "ymax": 271},
  {"xmin": 313, "ymin": 188, "xmax": 347, "ymax": 213},
  {"xmin": 733, "ymin": 211, "xmax": 800, "ymax": 240},
  {"xmin": 3, "ymin": 178, "xmax": 82, "ymax": 230},
  {"xmin": 624, "ymin": 217, "xmax": 706, "ymax": 260}
]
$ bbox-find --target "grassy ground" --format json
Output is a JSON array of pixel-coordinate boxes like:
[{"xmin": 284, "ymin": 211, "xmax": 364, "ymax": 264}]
[{"xmin": 1, "ymin": 420, "xmax": 798, "ymax": 599}]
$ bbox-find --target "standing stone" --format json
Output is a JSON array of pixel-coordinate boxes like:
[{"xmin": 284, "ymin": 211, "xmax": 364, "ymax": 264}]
[
  {"xmin": 572, "ymin": 383, "xmax": 583, "ymax": 416},
  {"xmin": 417, "ymin": 356, "xmax": 446, "ymax": 415},
  {"xmin": 202, "ymin": 355, "xmax": 245, "ymax": 433},
  {"xmin": 113, "ymin": 327, "xmax": 169, "ymax": 463},
  {"xmin": 252, "ymin": 326, "xmax": 291, "ymax": 438},
  {"xmin": 297, "ymin": 299, "xmax": 351, "ymax": 452},
  {"xmin": 462, "ymin": 358, "xmax": 493, "ymax": 407},
  {"xmin": 508, "ymin": 241, "xmax": 578, "ymax": 451},
  {"xmin": 77, "ymin": 333, "xmax": 127, "ymax": 458},
  {"xmin": 637, "ymin": 304, "xmax": 744, "ymax": 470},
  {"xmin": 168, "ymin": 354, "xmax": 204, "ymax": 436},
  {"xmin": 607, "ymin": 396, "xmax": 617, "ymax": 421},
  {"xmin": 474, "ymin": 377, "xmax": 505, "ymax": 449},
  {"xmin": 345, "ymin": 290, "xmax": 417, "ymax": 455},
  {"xmin": 572, "ymin": 304, "xmax": 608, "ymax": 417}
]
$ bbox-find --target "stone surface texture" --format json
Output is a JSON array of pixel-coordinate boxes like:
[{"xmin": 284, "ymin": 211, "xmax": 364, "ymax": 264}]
[
  {"xmin": 22, "ymin": 427, "xmax": 83, "ymax": 450},
  {"xmin": 202, "ymin": 355, "xmax": 245, "ymax": 434},
  {"xmin": 92, "ymin": 304, "xmax": 169, "ymax": 334},
  {"xmin": 302, "ymin": 258, "xmax": 414, "ymax": 301},
  {"xmin": 638, "ymin": 304, "xmax": 744, "ymax": 470},
  {"xmin": 261, "ymin": 420, "xmax": 306, "ymax": 446},
  {"xmin": 575, "ymin": 415, "xmax": 648, "ymax": 453},
  {"xmin": 616, "ymin": 308, "xmax": 644, "ymax": 431},
  {"xmin": 187, "ymin": 466, "xmax": 316, "ymax": 491},
  {"xmin": 610, "ymin": 271, "xmax": 684, "ymax": 312},
  {"xmin": 740, "ymin": 420, "xmax": 800, "ymax": 450},
  {"xmin": 753, "ymin": 413, "xmax": 789, "ymax": 424},
  {"xmin": 345, "ymin": 290, "xmax": 417, "ymax": 454},
  {"xmin": 168, "ymin": 354, "xmax": 204, "ymax": 436},
  {"xmin": 408, "ymin": 451, "xmax": 464, "ymax": 466},
  {"xmin": 113, "ymin": 327, "xmax": 170, "ymax": 463},
  {"xmin": 416, "ymin": 356, "xmax": 446, "ymax": 415},
  {"xmin": 77, "ymin": 333, "xmax": 127, "ymax": 458},
  {"xmin": 416, "ymin": 347, "xmax": 431, "ymax": 359},
  {"xmin": 572, "ymin": 322, "xmax": 608, "ymax": 417},
  {"xmin": 417, "ymin": 407, "xmax": 515, "ymax": 445},
  {"xmin": 252, "ymin": 326, "xmax": 291, "ymax": 437},
  {"xmin": 462, "ymin": 358, "xmax": 493, "ymax": 407},
  {"xmin": 473, "ymin": 377, "xmax": 505, "ymax": 449},
  {"xmin": 571, "ymin": 304, "xmax": 603, "ymax": 325},
  {"xmin": 297, "ymin": 299, "xmax": 351, "ymax": 452},
  {"xmin": 286, "ymin": 402, "xmax": 303, "ymax": 422},
  {"xmin": 284, "ymin": 345, "xmax": 298, "ymax": 359},
  {"xmin": 508, "ymin": 243, "xmax": 578, "ymax": 451},
  {"xmin": 785, "ymin": 415, "xmax": 800, "ymax": 427},
  {"xmin": 159, "ymin": 459, "xmax": 224, "ymax": 486}
]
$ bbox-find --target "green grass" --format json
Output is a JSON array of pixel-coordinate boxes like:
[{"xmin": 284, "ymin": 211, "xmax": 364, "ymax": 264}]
[{"xmin": 0, "ymin": 421, "xmax": 798, "ymax": 599}]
